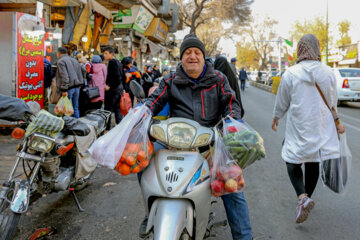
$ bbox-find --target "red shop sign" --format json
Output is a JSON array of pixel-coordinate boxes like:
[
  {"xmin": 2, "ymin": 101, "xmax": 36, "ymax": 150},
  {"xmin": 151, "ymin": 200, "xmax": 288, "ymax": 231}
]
[{"xmin": 17, "ymin": 13, "xmax": 45, "ymax": 108}]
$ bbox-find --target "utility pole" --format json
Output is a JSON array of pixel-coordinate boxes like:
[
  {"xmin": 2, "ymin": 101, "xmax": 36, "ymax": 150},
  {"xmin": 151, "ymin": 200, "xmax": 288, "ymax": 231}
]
[
  {"xmin": 278, "ymin": 38, "xmax": 282, "ymax": 74},
  {"xmin": 326, "ymin": 0, "xmax": 329, "ymax": 65}
]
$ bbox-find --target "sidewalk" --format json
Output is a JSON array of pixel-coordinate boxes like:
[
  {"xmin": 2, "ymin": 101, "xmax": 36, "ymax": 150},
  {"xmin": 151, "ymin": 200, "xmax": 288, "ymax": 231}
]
[{"xmin": 0, "ymin": 135, "xmax": 22, "ymax": 186}]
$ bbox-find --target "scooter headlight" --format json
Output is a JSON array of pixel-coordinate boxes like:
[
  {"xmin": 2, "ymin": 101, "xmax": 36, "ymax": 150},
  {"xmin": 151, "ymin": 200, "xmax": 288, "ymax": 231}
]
[
  {"xmin": 28, "ymin": 134, "xmax": 54, "ymax": 153},
  {"xmin": 152, "ymin": 126, "xmax": 166, "ymax": 143},
  {"xmin": 167, "ymin": 123, "xmax": 196, "ymax": 149},
  {"xmin": 193, "ymin": 133, "xmax": 211, "ymax": 148}
]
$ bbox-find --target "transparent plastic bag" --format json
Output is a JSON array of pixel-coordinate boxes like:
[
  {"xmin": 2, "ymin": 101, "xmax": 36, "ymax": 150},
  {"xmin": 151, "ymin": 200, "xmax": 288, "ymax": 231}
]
[
  {"xmin": 114, "ymin": 112, "xmax": 154, "ymax": 175},
  {"xmin": 209, "ymin": 129, "xmax": 245, "ymax": 197},
  {"xmin": 222, "ymin": 116, "xmax": 266, "ymax": 169},
  {"xmin": 321, "ymin": 133, "xmax": 352, "ymax": 194},
  {"xmin": 54, "ymin": 96, "xmax": 74, "ymax": 116},
  {"xmin": 89, "ymin": 105, "xmax": 153, "ymax": 171}
]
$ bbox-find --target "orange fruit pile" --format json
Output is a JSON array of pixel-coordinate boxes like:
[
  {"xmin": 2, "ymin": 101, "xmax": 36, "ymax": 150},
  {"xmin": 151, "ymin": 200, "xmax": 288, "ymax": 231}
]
[{"xmin": 115, "ymin": 141, "xmax": 154, "ymax": 175}]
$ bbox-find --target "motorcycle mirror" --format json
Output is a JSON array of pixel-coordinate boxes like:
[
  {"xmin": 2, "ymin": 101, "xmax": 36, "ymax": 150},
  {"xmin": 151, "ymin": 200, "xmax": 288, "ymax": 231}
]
[{"xmin": 129, "ymin": 80, "xmax": 145, "ymax": 99}]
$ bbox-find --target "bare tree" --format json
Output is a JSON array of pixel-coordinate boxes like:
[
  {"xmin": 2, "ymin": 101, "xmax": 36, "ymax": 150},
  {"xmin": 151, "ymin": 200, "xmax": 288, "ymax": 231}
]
[
  {"xmin": 176, "ymin": 0, "xmax": 253, "ymax": 35},
  {"xmin": 241, "ymin": 16, "xmax": 278, "ymax": 70},
  {"xmin": 197, "ymin": 19, "xmax": 225, "ymax": 56}
]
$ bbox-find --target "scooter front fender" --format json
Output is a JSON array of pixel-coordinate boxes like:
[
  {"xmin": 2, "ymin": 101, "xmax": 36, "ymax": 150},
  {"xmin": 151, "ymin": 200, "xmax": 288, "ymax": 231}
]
[
  {"xmin": 10, "ymin": 180, "xmax": 30, "ymax": 214},
  {"xmin": 146, "ymin": 198, "xmax": 194, "ymax": 240}
]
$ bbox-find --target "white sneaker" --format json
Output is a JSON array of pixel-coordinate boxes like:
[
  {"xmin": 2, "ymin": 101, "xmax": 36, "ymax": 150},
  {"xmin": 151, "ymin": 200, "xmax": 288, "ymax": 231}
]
[{"xmin": 295, "ymin": 195, "xmax": 315, "ymax": 224}]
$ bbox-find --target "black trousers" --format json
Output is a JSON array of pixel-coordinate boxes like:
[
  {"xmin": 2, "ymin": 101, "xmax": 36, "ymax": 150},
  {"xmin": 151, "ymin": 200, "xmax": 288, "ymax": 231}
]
[
  {"xmin": 104, "ymin": 90, "xmax": 122, "ymax": 130},
  {"xmin": 240, "ymin": 80, "xmax": 246, "ymax": 91},
  {"xmin": 286, "ymin": 162, "xmax": 319, "ymax": 198},
  {"xmin": 89, "ymin": 101, "xmax": 103, "ymax": 110}
]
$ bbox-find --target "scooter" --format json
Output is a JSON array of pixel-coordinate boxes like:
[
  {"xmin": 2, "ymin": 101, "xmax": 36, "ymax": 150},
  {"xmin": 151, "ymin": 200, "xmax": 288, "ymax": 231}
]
[
  {"xmin": 129, "ymin": 81, "xmax": 227, "ymax": 240},
  {"xmin": 0, "ymin": 95, "xmax": 111, "ymax": 240}
]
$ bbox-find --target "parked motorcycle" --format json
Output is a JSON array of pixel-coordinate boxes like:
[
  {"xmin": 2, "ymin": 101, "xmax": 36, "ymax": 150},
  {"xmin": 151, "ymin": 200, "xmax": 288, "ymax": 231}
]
[
  {"xmin": 0, "ymin": 95, "xmax": 110, "ymax": 240},
  {"xmin": 129, "ymin": 82, "xmax": 227, "ymax": 240}
]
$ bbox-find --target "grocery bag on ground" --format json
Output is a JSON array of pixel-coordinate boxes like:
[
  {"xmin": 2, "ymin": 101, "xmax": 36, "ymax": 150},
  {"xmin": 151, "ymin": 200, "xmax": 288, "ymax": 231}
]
[
  {"xmin": 321, "ymin": 133, "xmax": 352, "ymax": 194},
  {"xmin": 54, "ymin": 96, "xmax": 74, "ymax": 116},
  {"xmin": 209, "ymin": 129, "xmax": 245, "ymax": 197},
  {"xmin": 222, "ymin": 116, "xmax": 266, "ymax": 169},
  {"xmin": 89, "ymin": 105, "xmax": 153, "ymax": 170},
  {"xmin": 120, "ymin": 91, "xmax": 132, "ymax": 116}
]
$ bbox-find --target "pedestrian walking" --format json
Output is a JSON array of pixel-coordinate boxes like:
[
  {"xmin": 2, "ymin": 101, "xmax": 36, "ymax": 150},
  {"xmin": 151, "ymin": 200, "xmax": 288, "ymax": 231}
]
[
  {"xmin": 56, "ymin": 47, "xmax": 84, "ymax": 118},
  {"xmin": 239, "ymin": 67, "xmax": 248, "ymax": 91},
  {"xmin": 103, "ymin": 47, "xmax": 126, "ymax": 130},
  {"xmin": 77, "ymin": 55, "xmax": 92, "ymax": 116},
  {"xmin": 122, "ymin": 56, "xmax": 141, "ymax": 104},
  {"xmin": 214, "ymin": 55, "xmax": 244, "ymax": 118},
  {"xmin": 272, "ymin": 34, "xmax": 345, "ymax": 224},
  {"xmin": 257, "ymin": 70, "xmax": 262, "ymax": 82},
  {"xmin": 43, "ymin": 57, "xmax": 53, "ymax": 110},
  {"xmin": 230, "ymin": 57, "xmax": 238, "ymax": 78},
  {"xmin": 89, "ymin": 55, "xmax": 107, "ymax": 110},
  {"xmin": 151, "ymin": 64, "xmax": 162, "ymax": 81},
  {"xmin": 142, "ymin": 64, "xmax": 154, "ymax": 98}
]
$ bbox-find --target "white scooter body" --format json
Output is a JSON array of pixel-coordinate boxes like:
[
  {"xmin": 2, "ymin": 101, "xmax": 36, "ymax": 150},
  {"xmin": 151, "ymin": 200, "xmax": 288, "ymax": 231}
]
[
  {"xmin": 141, "ymin": 150, "xmax": 211, "ymax": 240},
  {"xmin": 140, "ymin": 118, "xmax": 214, "ymax": 240}
]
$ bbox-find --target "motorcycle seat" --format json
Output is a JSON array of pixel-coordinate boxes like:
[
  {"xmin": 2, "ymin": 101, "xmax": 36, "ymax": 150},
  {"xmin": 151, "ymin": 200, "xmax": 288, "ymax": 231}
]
[{"xmin": 78, "ymin": 113, "xmax": 105, "ymax": 134}]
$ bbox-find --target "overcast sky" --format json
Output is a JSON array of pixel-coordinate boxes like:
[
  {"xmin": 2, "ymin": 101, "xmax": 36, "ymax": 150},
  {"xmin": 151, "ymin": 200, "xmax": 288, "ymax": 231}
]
[{"xmin": 219, "ymin": 0, "xmax": 360, "ymax": 59}]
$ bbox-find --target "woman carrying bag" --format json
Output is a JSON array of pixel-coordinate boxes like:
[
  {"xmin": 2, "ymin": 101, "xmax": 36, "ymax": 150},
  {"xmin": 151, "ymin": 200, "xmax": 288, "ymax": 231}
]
[
  {"xmin": 89, "ymin": 55, "xmax": 107, "ymax": 109},
  {"xmin": 271, "ymin": 34, "xmax": 345, "ymax": 224}
]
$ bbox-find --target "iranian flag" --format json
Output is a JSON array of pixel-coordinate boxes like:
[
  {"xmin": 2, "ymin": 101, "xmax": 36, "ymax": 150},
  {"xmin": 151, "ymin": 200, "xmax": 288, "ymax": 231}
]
[{"xmin": 284, "ymin": 39, "xmax": 293, "ymax": 47}]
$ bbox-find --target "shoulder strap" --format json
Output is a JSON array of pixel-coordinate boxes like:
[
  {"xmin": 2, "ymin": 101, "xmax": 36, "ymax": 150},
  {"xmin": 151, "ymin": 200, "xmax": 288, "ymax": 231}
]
[{"xmin": 315, "ymin": 82, "xmax": 330, "ymax": 110}]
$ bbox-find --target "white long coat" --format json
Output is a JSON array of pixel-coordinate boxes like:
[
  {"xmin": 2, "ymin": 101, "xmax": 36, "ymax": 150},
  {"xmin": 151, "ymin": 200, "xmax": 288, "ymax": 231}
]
[{"xmin": 273, "ymin": 61, "xmax": 340, "ymax": 164}]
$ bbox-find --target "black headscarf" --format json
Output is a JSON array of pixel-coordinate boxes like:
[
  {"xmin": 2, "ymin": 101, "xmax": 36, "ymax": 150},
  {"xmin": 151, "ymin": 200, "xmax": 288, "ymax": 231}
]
[{"xmin": 214, "ymin": 56, "xmax": 244, "ymax": 118}]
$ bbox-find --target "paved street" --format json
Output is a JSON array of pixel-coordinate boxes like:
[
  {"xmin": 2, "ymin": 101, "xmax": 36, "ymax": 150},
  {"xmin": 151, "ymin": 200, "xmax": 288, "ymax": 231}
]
[{"xmin": 2, "ymin": 85, "xmax": 359, "ymax": 239}]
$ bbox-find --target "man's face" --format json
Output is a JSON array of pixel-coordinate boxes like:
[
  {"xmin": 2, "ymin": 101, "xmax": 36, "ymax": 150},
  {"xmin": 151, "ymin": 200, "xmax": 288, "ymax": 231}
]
[
  {"xmin": 103, "ymin": 51, "xmax": 113, "ymax": 61},
  {"xmin": 57, "ymin": 52, "xmax": 61, "ymax": 59},
  {"xmin": 181, "ymin": 47, "xmax": 205, "ymax": 76},
  {"xmin": 154, "ymin": 66, "xmax": 158, "ymax": 71}
]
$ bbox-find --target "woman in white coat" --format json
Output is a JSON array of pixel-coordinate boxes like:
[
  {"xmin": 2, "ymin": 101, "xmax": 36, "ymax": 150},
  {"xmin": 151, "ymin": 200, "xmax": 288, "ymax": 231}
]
[{"xmin": 272, "ymin": 34, "xmax": 345, "ymax": 224}]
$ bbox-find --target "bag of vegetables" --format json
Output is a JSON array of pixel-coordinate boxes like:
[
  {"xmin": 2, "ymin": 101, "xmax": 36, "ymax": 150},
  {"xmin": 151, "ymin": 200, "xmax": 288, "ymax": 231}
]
[
  {"xmin": 89, "ymin": 105, "xmax": 153, "ymax": 171},
  {"xmin": 221, "ymin": 116, "xmax": 266, "ymax": 169},
  {"xmin": 209, "ymin": 129, "xmax": 245, "ymax": 197}
]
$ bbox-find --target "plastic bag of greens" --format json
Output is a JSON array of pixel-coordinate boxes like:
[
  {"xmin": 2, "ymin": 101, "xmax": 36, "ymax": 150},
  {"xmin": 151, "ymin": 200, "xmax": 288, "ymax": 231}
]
[
  {"xmin": 221, "ymin": 116, "xmax": 266, "ymax": 169},
  {"xmin": 209, "ymin": 129, "xmax": 245, "ymax": 197},
  {"xmin": 54, "ymin": 96, "xmax": 74, "ymax": 116},
  {"xmin": 321, "ymin": 133, "xmax": 352, "ymax": 194},
  {"xmin": 89, "ymin": 105, "xmax": 153, "ymax": 171}
]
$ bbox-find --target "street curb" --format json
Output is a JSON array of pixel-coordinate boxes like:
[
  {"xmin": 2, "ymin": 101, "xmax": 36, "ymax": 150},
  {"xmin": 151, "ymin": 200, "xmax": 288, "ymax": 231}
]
[{"xmin": 249, "ymin": 81, "xmax": 272, "ymax": 93}]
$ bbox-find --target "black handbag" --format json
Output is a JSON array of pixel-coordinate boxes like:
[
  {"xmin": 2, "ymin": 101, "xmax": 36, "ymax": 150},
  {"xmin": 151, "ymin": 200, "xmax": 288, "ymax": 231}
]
[{"xmin": 86, "ymin": 86, "xmax": 100, "ymax": 99}]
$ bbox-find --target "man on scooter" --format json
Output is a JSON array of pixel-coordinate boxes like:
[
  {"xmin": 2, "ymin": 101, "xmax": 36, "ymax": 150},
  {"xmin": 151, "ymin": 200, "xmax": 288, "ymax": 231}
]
[{"xmin": 144, "ymin": 34, "xmax": 252, "ymax": 240}]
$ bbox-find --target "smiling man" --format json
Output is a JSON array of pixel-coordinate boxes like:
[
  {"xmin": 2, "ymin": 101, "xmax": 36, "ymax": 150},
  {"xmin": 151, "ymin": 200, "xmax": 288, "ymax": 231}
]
[{"xmin": 144, "ymin": 34, "xmax": 252, "ymax": 240}]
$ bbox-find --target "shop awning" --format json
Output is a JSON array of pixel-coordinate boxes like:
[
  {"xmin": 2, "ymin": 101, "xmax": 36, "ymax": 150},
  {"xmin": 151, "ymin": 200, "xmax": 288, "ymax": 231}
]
[
  {"xmin": 339, "ymin": 59, "xmax": 357, "ymax": 65},
  {"xmin": 88, "ymin": 0, "xmax": 112, "ymax": 19}
]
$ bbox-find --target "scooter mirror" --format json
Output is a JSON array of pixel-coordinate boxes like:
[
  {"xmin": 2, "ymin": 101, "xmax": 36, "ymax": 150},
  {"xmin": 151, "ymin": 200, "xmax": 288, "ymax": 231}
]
[{"xmin": 130, "ymin": 80, "xmax": 145, "ymax": 99}]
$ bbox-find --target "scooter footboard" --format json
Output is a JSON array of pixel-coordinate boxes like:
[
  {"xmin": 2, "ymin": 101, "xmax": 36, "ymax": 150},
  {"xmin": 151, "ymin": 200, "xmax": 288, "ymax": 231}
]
[{"xmin": 146, "ymin": 198, "xmax": 194, "ymax": 240}]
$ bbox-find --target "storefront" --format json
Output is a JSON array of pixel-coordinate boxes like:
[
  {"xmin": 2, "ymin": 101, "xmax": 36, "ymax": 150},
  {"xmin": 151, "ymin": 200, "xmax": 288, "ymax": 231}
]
[{"xmin": 324, "ymin": 42, "xmax": 360, "ymax": 68}]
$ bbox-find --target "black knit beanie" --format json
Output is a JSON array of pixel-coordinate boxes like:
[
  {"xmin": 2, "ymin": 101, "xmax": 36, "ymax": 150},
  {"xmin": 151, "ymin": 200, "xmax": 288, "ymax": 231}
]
[{"xmin": 180, "ymin": 34, "xmax": 206, "ymax": 59}]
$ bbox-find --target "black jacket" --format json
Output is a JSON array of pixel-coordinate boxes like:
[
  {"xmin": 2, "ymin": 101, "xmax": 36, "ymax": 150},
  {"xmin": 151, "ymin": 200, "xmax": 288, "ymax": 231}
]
[
  {"xmin": 106, "ymin": 58, "xmax": 126, "ymax": 91},
  {"xmin": 152, "ymin": 69, "xmax": 162, "ymax": 80},
  {"xmin": 214, "ymin": 57, "xmax": 244, "ymax": 116},
  {"xmin": 239, "ymin": 69, "xmax": 248, "ymax": 81},
  {"xmin": 145, "ymin": 61, "xmax": 243, "ymax": 127}
]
